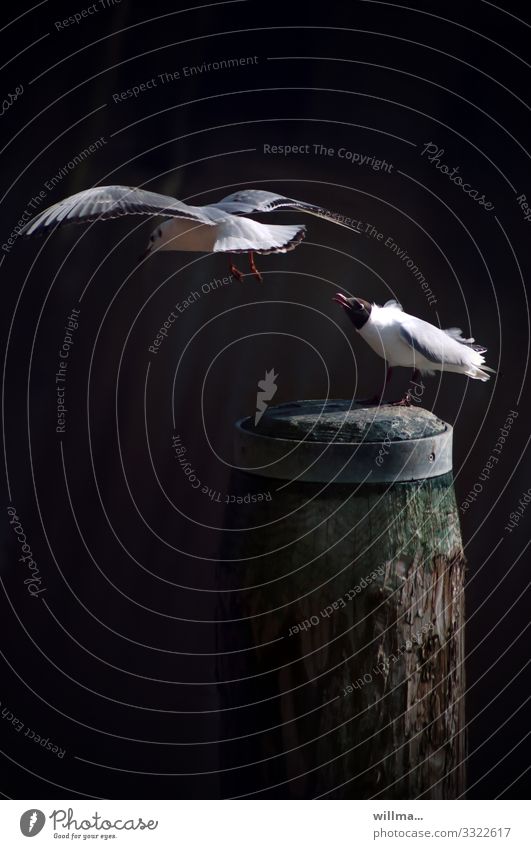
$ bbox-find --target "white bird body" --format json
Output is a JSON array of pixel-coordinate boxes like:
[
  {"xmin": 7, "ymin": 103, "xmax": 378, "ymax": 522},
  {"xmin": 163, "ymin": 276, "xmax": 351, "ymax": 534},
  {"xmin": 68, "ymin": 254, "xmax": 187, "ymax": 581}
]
[
  {"xmin": 155, "ymin": 217, "xmax": 218, "ymax": 252},
  {"xmin": 359, "ymin": 302, "xmax": 491, "ymax": 380},
  {"xmin": 334, "ymin": 294, "xmax": 493, "ymax": 404}
]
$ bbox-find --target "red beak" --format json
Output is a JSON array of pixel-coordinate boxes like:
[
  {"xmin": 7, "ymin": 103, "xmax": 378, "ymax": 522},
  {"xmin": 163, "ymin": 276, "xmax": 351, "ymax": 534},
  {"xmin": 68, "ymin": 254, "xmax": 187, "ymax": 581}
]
[{"xmin": 333, "ymin": 292, "xmax": 351, "ymax": 308}]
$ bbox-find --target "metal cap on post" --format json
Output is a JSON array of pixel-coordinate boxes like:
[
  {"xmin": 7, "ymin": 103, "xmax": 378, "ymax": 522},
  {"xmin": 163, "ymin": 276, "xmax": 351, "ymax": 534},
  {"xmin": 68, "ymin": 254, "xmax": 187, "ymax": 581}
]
[{"xmin": 234, "ymin": 399, "xmax": 453, "ymax": 483}]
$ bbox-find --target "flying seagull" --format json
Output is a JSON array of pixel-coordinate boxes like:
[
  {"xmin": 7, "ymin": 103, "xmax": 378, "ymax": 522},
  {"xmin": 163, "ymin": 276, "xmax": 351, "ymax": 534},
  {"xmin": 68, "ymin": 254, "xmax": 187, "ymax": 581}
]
[
  {"xmin": 333, "ymin": 294, "xmax": 494, "ymax": 405},
  {"xmin": 19, "ymin": 186, "xmax": 359, "ymax": 281}
]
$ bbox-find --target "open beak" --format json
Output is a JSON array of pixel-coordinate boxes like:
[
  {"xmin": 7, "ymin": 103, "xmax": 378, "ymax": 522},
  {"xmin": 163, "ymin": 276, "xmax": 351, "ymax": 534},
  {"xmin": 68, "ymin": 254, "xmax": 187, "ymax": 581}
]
[{"xmin": 332, "ymin": 292, "xmax": 352, "ymax": 308}]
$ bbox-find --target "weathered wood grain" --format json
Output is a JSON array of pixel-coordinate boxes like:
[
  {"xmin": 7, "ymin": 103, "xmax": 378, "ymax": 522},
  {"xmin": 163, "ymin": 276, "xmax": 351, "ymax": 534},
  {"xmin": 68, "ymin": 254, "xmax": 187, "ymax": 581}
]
[{"xmin": 216, "ymin": 402, "xmax": 466, "ymax": 799}]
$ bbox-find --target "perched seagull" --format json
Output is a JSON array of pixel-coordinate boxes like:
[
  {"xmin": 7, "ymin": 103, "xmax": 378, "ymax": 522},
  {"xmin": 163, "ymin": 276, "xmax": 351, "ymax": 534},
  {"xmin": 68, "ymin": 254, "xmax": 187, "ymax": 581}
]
[
  {"xmin": 333, "ymin": 294, "xmax": 494, "ymax": 405},
  {"xmin": 19, "ymin": 186, "xmax": 358, "ymax": 281}
]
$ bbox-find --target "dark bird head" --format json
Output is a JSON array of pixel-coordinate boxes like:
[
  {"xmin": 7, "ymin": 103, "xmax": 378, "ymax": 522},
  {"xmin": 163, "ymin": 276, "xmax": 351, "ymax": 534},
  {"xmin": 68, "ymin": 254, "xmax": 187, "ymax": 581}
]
[{"xmin": 333, "ymin": 293, "xmax": 372, "ymax": 329}]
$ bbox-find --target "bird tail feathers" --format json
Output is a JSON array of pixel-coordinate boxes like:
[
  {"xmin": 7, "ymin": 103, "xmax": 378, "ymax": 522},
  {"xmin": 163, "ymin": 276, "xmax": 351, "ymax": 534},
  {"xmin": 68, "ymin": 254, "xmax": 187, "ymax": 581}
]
[
  {"xmin": 256, "ymin": 224, "xmax": 306, "ymax": 254},
  {"xmin": 213, "ymin": 220, "xmax": 306, "ymax": 254},
  {"xmin": 466, "ymin": 365, "xmax": 495, "ymax": 381}
]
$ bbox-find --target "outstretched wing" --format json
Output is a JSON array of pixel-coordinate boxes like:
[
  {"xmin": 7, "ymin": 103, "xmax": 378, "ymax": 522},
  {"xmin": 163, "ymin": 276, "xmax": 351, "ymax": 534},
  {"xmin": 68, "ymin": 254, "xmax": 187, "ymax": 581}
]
[
  {"xmin": 215, "ymin": 189, "xmax": 361, "ymax": 232},
  {"xmin": 20, "ymin": 185, "xmax": 212, "ymax": 237}
]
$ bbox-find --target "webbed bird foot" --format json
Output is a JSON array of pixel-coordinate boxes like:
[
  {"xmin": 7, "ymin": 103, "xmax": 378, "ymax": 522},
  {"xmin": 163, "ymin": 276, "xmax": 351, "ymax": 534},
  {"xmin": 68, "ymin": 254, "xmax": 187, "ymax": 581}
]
[{"xmin": 391, "ymin": 393, "xmax": 413, "ymax": 407}]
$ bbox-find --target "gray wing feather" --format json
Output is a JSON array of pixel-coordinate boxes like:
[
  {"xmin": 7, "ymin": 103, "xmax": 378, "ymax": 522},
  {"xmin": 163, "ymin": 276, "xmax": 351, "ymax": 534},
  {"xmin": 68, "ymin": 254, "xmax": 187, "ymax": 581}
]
[
  {"xmin": 400, "ymin": 320, "xmax": 472, "ymax": 367},
  {"xmin": 383, "ymin": 299, "xmax": 403, "ymax": 310},
  {"xmin": 400, "ymin": 320, "xmax": 493, "ymax": 379},
  {"xmin": 20, "ymin": 185, "xmax": 211, "ymax": 237},
  {"xmin": 400, "ymin": 324, "xmax": 442, "ymax": 364},
  {"xmin": 215, "ymin": 189, "xmax": 361, "ymax": 232}
]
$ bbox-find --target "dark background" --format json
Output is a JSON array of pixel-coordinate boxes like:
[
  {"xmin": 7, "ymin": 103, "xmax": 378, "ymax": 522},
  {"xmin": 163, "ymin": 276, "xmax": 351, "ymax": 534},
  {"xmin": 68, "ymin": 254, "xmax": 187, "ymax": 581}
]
[{"xmin": 0, "ymin": 0, "xmax": 529, "ymax": 799}]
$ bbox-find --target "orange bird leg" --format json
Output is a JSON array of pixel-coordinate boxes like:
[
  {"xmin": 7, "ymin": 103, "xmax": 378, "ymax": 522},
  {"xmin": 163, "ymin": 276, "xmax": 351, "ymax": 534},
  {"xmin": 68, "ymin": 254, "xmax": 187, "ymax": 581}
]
[
  {"xmin": 248, "ymin": 251, "xmax": 263, "ymax": 282},
  {"xmin": 392, "ymin": 368, "xmax": 423, "ymax": 406},
  {"xmin": 228, "ymin": 254, "xmax": 244, "ymax": 282}
]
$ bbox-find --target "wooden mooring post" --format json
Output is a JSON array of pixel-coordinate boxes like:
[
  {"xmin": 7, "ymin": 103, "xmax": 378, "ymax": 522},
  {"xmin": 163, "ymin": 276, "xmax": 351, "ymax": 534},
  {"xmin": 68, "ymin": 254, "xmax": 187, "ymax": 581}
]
[{"xmin": 216, "ymin": 400, "xmax": 466, "ymax": 799}]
